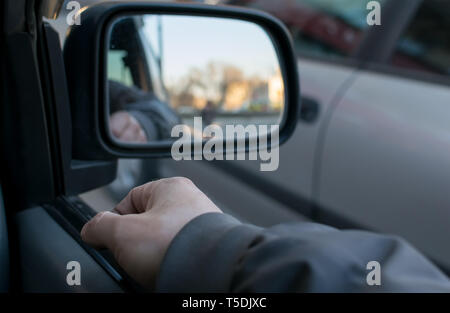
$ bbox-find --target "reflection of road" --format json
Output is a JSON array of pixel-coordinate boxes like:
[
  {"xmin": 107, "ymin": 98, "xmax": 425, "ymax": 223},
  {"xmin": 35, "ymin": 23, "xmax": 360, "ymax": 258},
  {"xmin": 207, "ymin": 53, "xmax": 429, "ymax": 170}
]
[
  {"xmin": 176, "ymin": 114, "xmax": 281, "ymax": 142},
  {"xmin": 182, "ymin": 114, "xmax": 281, "ymax": 128}
]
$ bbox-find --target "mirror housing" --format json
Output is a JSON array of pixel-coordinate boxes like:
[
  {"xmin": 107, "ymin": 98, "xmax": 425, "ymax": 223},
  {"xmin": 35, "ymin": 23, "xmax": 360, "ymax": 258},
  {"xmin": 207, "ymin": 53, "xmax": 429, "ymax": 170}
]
[{"xmin": 64, "ymin": 2, "xmax": 300, "ymax": 160}]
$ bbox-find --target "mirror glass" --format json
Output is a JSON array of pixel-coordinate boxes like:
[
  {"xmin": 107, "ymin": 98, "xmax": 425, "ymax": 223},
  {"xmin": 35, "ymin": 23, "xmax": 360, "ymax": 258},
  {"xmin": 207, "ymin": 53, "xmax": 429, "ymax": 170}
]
[{"xmin": 106, "ymin": 14, "xmax": 284, "ymax": 145}]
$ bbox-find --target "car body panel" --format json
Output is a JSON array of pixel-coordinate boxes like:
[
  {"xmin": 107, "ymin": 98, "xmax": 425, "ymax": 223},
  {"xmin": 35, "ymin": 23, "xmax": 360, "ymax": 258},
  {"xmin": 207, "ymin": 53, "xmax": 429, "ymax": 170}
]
[
  {"xmin": 319, "ymin": 69, "xmax": 450, "ymax": 268},
  {"xmin": 208, "ymin": 58, "xmax": 357, "ymax": 201}
]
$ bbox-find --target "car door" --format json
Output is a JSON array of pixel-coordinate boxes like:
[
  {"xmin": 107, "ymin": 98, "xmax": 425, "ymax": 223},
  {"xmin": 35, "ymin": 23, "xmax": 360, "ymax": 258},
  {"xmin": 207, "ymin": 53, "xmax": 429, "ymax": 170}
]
[
  {"xmin": 318, "ymin": 0, "xmax": 450, "ymax": 271},
  {"xmin": 0, "ymin": 0, "xmax": 142, "ymax": 292}
]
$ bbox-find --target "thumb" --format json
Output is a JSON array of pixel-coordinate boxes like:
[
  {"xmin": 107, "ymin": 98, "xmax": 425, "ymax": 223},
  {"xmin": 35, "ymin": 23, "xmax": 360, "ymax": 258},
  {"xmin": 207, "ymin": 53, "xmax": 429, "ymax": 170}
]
[{"xmin": 81, "ymin": 211, "xmax": 122, "ymax": 250}]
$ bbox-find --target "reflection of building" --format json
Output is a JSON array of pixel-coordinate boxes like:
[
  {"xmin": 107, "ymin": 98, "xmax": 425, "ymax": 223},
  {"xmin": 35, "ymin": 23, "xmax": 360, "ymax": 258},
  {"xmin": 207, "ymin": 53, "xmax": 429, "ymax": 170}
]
[
  {"xmin": 222, "ymin": 71, "xmax": 284, "ymax": 112},
  {"xmin": 268, "ymin": 71, "xmax": 284, "ymax": 110},
  {"xmin": 192, "ymin": 96, "xmax": 207, "ymax": 110},
  {"xmin": 224, "ymin": 81, "xmax": 250, "ymax": 111},
  {"xmin": 169, "ymin": 67, "xmax": 284, "ymax": 113}
]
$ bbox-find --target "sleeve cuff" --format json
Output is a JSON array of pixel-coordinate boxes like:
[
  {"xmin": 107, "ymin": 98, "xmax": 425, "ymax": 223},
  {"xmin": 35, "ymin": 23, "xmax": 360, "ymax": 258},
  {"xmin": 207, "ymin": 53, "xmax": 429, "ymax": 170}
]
[{"xmin": 155, "ymin": 212, "xmax": 262, "ymax": 292}]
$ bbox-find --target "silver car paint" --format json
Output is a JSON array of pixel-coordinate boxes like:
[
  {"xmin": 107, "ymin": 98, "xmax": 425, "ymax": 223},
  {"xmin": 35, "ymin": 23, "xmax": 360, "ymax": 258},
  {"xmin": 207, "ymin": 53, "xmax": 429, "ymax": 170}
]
[{"xmin": 319, "ymin": 69, "xmax": 450, "ymax": 268}]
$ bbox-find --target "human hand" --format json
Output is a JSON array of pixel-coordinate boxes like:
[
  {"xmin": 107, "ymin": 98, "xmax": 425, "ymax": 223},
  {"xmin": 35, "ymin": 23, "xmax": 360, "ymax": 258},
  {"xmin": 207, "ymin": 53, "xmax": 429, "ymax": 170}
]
[
  {"xmin": 80, "ymin": 177, "xmax": 222, "ymax": 289},
  {"xmin": 110, "ymin": 110, "xmax": 147, "ymax": 143}
]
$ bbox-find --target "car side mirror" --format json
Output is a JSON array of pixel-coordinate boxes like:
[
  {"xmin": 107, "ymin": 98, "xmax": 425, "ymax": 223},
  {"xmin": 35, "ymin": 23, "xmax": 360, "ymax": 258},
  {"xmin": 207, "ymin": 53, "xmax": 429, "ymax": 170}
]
[{"xmin": 64, "ymin": 2, "xmax": 300, "ymax": 160}]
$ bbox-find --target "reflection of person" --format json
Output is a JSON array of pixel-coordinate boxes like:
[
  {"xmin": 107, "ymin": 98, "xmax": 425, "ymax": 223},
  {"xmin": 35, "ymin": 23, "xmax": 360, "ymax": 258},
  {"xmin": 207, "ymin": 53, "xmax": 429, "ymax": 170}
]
[
  {"xmin": 200, "ymin": 100, "xmax": 216, "ymax": 126},
  {"xmin": 109, "ymin": 80, "xmax": 181, "ymax": 143},
  {"xmin": 81, "ymin": 177, "xmax": 450, "ymax": 292},
  {"xmin": 110, "ymin": 111, "xmax": 147, "ymax": 143}
]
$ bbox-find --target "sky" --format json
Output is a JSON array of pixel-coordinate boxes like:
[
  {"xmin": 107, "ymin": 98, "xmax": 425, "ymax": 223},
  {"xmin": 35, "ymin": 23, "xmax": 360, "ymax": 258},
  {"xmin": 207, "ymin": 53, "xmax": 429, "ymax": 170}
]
[{"xmin": 142, "ymin": 15, "xmax": 281, "ymax": 85}]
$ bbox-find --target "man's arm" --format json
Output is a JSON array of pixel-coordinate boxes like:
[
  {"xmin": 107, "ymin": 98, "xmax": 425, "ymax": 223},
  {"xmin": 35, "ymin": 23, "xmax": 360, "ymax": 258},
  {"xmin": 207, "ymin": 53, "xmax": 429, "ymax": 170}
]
[
  {"xmin": 157, "ymin": 213, "xmax": 450, "ymax": 292},
  {"xmin": 81, "ymin": 178, "xmax": 450, "ymax": 292}
]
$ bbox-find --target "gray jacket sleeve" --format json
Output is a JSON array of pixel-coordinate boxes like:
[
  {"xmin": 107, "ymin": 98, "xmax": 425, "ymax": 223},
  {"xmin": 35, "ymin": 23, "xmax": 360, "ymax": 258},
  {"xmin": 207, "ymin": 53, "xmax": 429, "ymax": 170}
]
[{"xmin": 156, "ymin": 213, "xmax": 450, "ymax": 293}]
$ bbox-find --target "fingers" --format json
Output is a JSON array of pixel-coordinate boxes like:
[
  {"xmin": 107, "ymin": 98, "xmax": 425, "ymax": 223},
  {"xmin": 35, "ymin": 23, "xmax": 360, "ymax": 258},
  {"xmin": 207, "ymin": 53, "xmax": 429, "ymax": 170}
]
[
  {"xmin": 81, "ymin": 211, "xmax": 122, "ymax": 250},
  {"xmin": 110, "ymin": 111, "xmax": 130, "ymax": 138},
  {"xmin": 119, "ymin": 120, "xmax": 146, "ymax": 143},
  {"xmin": 114, "ymin": 183, "xmax": 152, "ymax": 215},
  {"xmin": 110, "ymin": 111, "xmax": 147, "ymax": 143}
]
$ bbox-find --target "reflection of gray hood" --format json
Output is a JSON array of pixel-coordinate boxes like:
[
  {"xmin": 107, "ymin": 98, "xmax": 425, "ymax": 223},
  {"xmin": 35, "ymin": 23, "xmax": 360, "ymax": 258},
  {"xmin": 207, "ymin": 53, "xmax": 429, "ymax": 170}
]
[{"xmin": 109, "ymin": 80, "xmax": 181, "ymax": 140}]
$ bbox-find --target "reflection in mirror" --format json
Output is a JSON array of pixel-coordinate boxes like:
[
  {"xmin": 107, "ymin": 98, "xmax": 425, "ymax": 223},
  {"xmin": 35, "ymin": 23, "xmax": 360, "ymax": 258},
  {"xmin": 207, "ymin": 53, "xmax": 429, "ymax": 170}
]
[{"xmin": 107, "ymin": 14, "xmax": 284, "ymax": 145}]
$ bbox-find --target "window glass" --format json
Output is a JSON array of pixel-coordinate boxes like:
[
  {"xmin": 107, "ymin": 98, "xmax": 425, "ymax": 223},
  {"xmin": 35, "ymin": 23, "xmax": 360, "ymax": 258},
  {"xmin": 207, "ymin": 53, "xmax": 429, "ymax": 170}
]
[
  {"xmin": 107, "ymin": 50, "xmax": 134, "ymax": 87},
  {"xmin": 138, "ymin": 16, "xmax": 168, "ymax": 102},
  {"xmin": 389, "ymin": 0, "xmax": 450, "ymax": 77},
  {"xmin": 225, "ymin": 0, "xmax": 386, "ymax": 59}
]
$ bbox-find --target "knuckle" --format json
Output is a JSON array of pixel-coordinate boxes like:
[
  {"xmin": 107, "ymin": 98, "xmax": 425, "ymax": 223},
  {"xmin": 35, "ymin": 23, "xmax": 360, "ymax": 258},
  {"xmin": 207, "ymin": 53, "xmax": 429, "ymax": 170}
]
[
  {"xmin": 81, "ymin": 221, "xmax": 93, "ymax": 240},
  {"xmin": 139, "ymin": 130, "xmax": 147, "ymax": 142},
  {"xmin": 170, "ymin": 176, "xmax": 192, "ymax": 185},
  {"xmin": 110, "ymin": 217, "xmax": 124, "ymax": 244},
  {"xmin": 130, "ymin": 121, "xmax": 140, "ymax": 131},
  {"xmin": 88, "ymin": 212, "xmax": 105, "ymax": 228},
  {"xmin": 129, "ymin": 186, "xmax": 140, "ymax": 197},
  {"xmin": 128, "ymin": 186, "xmax": 139, "ymax": 200}
]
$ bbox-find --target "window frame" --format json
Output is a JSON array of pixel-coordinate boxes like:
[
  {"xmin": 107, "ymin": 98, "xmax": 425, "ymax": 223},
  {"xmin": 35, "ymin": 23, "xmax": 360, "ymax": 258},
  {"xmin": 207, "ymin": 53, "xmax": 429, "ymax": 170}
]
[
  {"xmin": 228, "ymin": 0, "xmax": 450, "ymax": 87},
  {"xmin": 359, "ymin": 0, "xmax": 450, "ymax": 87},
  {"xmin": 226, "ymin": 0, "xmax": 417, "ymax": 70}
]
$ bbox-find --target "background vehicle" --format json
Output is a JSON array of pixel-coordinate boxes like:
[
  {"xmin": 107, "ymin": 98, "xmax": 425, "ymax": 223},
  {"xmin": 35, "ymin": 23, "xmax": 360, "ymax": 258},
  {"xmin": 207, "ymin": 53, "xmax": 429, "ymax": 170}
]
[
  {"xmin": 215, "ymin": 0, "xmax": 450, "ymax": 270},
  {"xmin": 80, "ymin": 0, "xmax": 450, "ymax": 272},
  {"xmin": 219, "ymin": 0, "xmax": 450, "ymax": 271}
]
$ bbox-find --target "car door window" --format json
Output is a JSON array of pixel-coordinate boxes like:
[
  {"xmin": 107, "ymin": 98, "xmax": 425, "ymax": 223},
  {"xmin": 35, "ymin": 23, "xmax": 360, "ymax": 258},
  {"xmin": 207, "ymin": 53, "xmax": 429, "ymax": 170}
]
[
  {"xmin": 388, "ymin": 0, "xmax": 450, "ymax": 78},
  {"xmin": 108, "ymin": 50, "xmax": 134, "ymax": 87}
]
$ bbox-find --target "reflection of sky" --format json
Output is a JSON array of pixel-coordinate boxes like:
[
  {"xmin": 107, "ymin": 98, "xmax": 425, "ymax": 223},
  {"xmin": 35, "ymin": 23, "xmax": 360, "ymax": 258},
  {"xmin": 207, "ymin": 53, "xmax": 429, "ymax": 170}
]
[{"xmin": 142, "ymin": 15, "xmax": 280, "ymax": 84}]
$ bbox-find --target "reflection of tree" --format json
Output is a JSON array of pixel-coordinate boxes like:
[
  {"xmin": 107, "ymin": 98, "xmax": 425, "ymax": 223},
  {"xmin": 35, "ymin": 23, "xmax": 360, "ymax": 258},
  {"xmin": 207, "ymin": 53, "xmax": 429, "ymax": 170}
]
[
  {"xmin": 168, "ymin": 68, "xmax": 206, "ymax": 110},
  {"xmin": 167, "ymin": 61, "xmax": 283, "ymax": 113}
]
